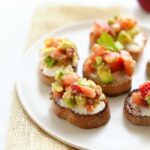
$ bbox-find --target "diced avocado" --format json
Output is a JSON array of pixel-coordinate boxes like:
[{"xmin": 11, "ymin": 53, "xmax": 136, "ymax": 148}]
[
  {"xmin": 59, "ymin": 40, "xmax": 74, "ymax": 49},
  {"xmin": 117, "ymin": 31, "xmax": 132, "ymax": 44},
  {"xmin": 44, "ymin": 56, "xmax": 56, "ymax": 68},
  {"xmin": 75, "ymin": 96, "xmax": 86, "ymax": 106},
  {"xmin": 51, "ymin": 82, "xmax": 63, "ymax": 92},
  {"xmin": 97, "ymin": 65, "xmax": 114, "ymax": 84},
  {"xmin": 108, "ymin": 18, "xmax": 115, "ymax": 25},
  {"xmin": 77, "ymin": 78, "xmax": 95, "ymax": 88},
  {"xmin": 96, "ymin": 56, "xmax": 102, "ymax": 66},
  {"xmin": 127, "ymin": 27, "xmax": 140, "ymax": 38},
  {"xmin": 42, "ymin": 47, "xmax": 55, "ymax": 54},
  {"xmin": 63, "ymin": 91, "xmax": 76, "ymax": 108},
  {"xmin": 63, "ymin": 98, "xmax": 76, "ymax": 109},
  {"xmin": 55, "ymin": 69, "xmax": 64, "ymax": 81},
  {"xmin": 114, "ymin": 41, "xmax": 124, "ymax": 50}
]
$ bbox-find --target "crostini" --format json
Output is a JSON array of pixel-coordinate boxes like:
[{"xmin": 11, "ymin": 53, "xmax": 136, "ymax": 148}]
[
  {"xmin": 90, "ymin": 16, "xmax": 147, "ymax": 60},
  {"xmin": 124, "ymin": 81, "xmax": 150, "ymax": 126},
  {"xmin": 51, "ymin": 68, "xmax": 110, "ymax": 129},
  {"xmin": 39, "ymin": 38, "xmax": 79, "ymax": 85},
  {"xmin": 84, "ymin": 34, "xmax": 135, "ymax": 96}
]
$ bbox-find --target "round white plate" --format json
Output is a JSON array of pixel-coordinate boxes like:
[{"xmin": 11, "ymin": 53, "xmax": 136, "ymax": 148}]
[{"xmin": 16, "ymin": 21, "xmax": 150, "ymax": 150}]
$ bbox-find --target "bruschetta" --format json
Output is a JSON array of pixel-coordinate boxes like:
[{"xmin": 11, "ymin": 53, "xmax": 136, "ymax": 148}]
[
  {"xmin": 39, "ymin": 38, "xmax": 79, "ymax": 85},
  {"xmin": 51, "ymin": 68, "xmax": 110, "ymax": 129},
  {"xmin": 90, "ymin": 16, "xmax": 147, "ymax": 60},
  {"xmin": 124, "ymin": 81, "xmax": 150, "ymax": 126},
  {"xmin": 84, "ymin": 34, "xmax": 135, "ymax": 96}
]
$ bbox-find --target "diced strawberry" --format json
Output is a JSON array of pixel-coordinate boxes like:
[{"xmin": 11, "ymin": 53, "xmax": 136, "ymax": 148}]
[
  {"xmin": 79, "ymin": 85, "xmax": 96, "ymax": 98},
  {"xmin": 103, "ymin": 52, "xmax": 116, "ymax": 64},
  {"xmin": 84, "ymin": 58, "xmax": 95, "ymax": 73},
  {"xmin": 50, "ymin": 49, "xmax": 66, "ymax": 60},
  {"xmin": 66, "ymin": 48, "xmax": 74, "ymax": 58},
  {"xmin": 86, "ymin": 104, "xmax": 94, "ymax": 112},
  {"xmin": 103, "ymin": 52, "xmax": 124, "ymax": 72},
  {"xmin": 132, "ymin": 91, "xmax": 144, "ymax": 106},
  {"xmin": 94, "ymin": 20, "xmax": 111, "ymax": 33},
  {"xmin": 53, "ymin": 92, "xmax": 62, "ymax": 100},
  {"xmin": 71, "ymin": 84, "xmax": 81, "ymax": 93},
  {"xmin": 63, "ymin": 74, "xmax": 79, "ymax": 87},
  {"xmin": 91, "ymin": 44, "xmax": 105, "ymax": 54},
  {"xmin": 120, "ymin": 50, "xmax": 135, "ymax": 76},
  {"xmin": 71, "ymin": 84, "xmax": 96, "ymax": 98},
  {"xmin": 90, "ymin": 45, "xmax": 106, "ymax": 65},
  {"xmin": 45, "ymin": 38, "xmax": 59, "ymax": 48},
  {"xmin": 139, "ymin": 82, "xmax": 150, "ymax": 98},
  {"xmin": 111, "ymin": 22, "xmax": 121, "ymax": 34},
  {"xmin": 119, "ymin": 18, "xmax": 137, "ymax": 30}
]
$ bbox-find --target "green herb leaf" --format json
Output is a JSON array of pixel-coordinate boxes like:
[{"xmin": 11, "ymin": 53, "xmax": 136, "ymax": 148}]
[
  {"xmin": 44, "ymin": 56, "xmax": 56, "ymax": 68},
  {"xmin": 97, "ymin": 32, "xmax": 122, "ymax": 52}
]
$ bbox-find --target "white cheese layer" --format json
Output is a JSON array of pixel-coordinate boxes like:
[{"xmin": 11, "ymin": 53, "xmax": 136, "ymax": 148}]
[
  {"xmin": 140, "ymin": 107, "xmax": 150, "ymax": 116},
  {"xmin": 57, "ymin": 99, "xmax": 106, "ymax": 115},
  {"xmin": 42, "ymin": 66, "xmax": 60, "ymax": 77}
]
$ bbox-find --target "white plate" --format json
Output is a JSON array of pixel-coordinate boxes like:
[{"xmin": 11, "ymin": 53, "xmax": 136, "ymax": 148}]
[{"xmin": 16, "ymin": 21, "xmax": 150, "ymax": 150}]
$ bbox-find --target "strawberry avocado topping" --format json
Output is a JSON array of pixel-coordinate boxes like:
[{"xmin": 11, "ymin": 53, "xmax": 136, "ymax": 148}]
[
  {"xmin": 51, "ymin": 69, "xmax": 105, "ymax": 113},
  {"xmin": 132, "ymin": 82, "xmax": 150, "ymax": 107},
  {"xmin": 84, "ymin": 42, "xmax": 135, "ymax": 84},
  {"xmin": 91, "ymin": 16, "xmax": 140, "ymax": 52},
  {"xmin": 41, "ymin": 38, "xmax": 78, "ymax": 69}
]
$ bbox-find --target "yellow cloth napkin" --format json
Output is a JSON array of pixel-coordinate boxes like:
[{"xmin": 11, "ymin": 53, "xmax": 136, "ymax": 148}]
[{"xmin": 6, "ymin": 4, "xmax": 120, "ymax": 150}]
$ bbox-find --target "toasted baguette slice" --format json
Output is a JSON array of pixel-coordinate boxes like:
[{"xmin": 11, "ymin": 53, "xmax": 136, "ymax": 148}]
[
  {"xmin": 83, "ymin": 68, "xmax": 131, "ymax": 97},
  {"xmin": 124, "ymin": 89, "xmax": 150, "ymax": 126},
  {"xmin": 125, "ymin": 33, "xmax": 147, "ymax": 61},
  {"xmin": 52, "ymin": 99, "xmax": 110, "ymax": 129},
  {"xmin": 40, "ymin": 70, "xmax": 55, "ymax": 85},
  {"xmin": 146, "ymin": 60, "xmax": 150, "ymax": 77}
]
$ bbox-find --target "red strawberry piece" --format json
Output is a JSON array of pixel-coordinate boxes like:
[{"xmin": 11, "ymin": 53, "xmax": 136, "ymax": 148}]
[
  {"xmin": 139, "ymin": 82, "xmax": 150, "ymax": 98},
  {"xmin": 103, "ymin": 52, "xmax": 124, "ymax": 72},
  {"xmin": 71, "ymin": 84, "xmax": 81, "ymax": 93},
  {"xmin": 94, "ymin": 20, "xmax": 111, "ymax": 32}
]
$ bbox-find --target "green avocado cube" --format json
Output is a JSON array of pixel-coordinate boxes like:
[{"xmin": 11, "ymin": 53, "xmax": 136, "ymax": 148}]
[
  {"xmin": 96, "ymin": 56, "xmax": 102, "ymax": 66},
  {"xmin": 75, "ymin": 96, "xmax": 86, "ymax": 106},
  {"xmin": 97, "ymin": 65, "xmax": 114, "ymax": 84},
  {"xmin": 51, "ymin": 82, "xmax": 63, "ymax": 92},
  {"xmin": 117, "ymin": 31, "xmax": 132, "ymax": 44},
  {"xmin": 127, "ymin": 27, "xmax": 140, "ymax": 38},
  {"xmin": 63, "ymin": 91, "xmax": 76, "ymax": 108},
  {"xmin": 59, "ymin": 40, "xmax": 74, "ymax": 49}
]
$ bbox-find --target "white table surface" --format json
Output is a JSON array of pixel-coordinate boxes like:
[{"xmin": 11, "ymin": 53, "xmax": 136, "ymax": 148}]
[{"xmin": 0, "ymin": 0, "xmax": 149, "ymax": 149}]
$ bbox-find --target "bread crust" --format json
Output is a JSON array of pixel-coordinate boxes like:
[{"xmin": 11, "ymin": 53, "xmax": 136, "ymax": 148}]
[
  {"xmin": 124, "ymin": 89, "xmax": 150, "ymax": 126},
  {"xmin": 40, "ymin": 70, "xmax": 55, "ymax": 85},
  {"xmin": 52, "ymin": 99, "xmax": 110, "ymax": 129},
  {"xmin": 83, "ymin": 67, "xmax": 131, "ymax": 96}
]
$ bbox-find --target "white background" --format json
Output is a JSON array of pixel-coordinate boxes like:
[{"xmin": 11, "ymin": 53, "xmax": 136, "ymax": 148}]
[{"xmin": 0, "ymin": 0, "xmax": 149, "ymax": 149}]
